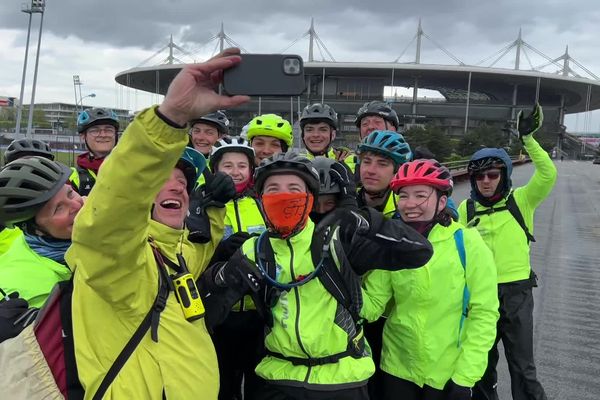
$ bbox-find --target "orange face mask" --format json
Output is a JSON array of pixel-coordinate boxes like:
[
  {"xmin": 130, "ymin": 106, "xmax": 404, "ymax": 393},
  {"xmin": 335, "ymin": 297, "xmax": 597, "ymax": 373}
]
[{"xmin": 261, "ymin": 192, "xmax": 314, "ymax": 238}]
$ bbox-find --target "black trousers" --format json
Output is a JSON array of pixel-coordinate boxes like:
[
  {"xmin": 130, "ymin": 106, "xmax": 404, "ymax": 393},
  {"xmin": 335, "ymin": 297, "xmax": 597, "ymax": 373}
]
[
  {"xmin": 364, "ymin": 317, "xmax": 386, "ymax": 400},
  {"xmin": 473, "ymin": 286, "xmax": 547, "ymax": 400},
  {"xmin": 381, "ymin": 372, "xmax": 446, "ymax": 400},
  {"xmin": 252, "ymin": 383, "xmax": 369, "ymax": 400},
  {"xmin": 212, "ymin": 310, "xmax": 265, "ymax": 400}
]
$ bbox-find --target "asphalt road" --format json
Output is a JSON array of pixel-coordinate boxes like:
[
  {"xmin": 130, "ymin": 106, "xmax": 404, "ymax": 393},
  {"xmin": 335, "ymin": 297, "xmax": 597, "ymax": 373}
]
[{"xmin": 453, "ymin": 160, "xmax": 600, "ymax": 400}]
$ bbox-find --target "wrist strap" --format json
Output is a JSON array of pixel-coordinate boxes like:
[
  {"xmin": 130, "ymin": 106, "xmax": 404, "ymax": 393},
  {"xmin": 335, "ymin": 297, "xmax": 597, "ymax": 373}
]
[{"xmin": 155, "ymin": 107, "xmax": 187, "ymax": 129}]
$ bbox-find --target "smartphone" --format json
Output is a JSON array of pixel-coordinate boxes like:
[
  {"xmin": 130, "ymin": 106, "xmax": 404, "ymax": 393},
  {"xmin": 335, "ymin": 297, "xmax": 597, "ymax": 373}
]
[{"xmin": 223, "ymin": 54, "xmax": 306, "ymax": 96}]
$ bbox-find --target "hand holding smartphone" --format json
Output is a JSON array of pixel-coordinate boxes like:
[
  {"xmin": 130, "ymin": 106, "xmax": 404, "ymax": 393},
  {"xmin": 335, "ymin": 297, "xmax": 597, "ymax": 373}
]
[{"xmin": 223, "ymin": 54, "xmax": 306, "ymax": 96}]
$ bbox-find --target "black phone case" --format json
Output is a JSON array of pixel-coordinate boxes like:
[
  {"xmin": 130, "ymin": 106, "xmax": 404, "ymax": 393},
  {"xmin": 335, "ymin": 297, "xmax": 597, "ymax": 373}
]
[{"xmin": 223, "ymin": 54, "xmax": 306, "ymax": 96}]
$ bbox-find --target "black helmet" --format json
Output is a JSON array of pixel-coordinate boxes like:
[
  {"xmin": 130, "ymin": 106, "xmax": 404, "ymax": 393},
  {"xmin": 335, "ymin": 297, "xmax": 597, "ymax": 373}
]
[
  {"xmin": 77, "ymin": 108, "xmax": 120, "ymax": 133},
  {"xmin": 254, "ymin": 152, "xmax": 319, "ymax": 196},
  {"xmin": 210, "ymin": 136, "xmax": 255, "ymax": 172},
  {"xmin": 355, "ymin": 101, "xmax": 399, "ymax": 129},
  {"xmin": 299, "ymin": 103, "xmax": 338, "ymax": 130},
  {"xmin": 311, "ymin": 157, "xmax": 342, "ymax": 195},
  {"xmin": 4, "ymin": 138, "xmax": 54, "ymax": 164},
  {"xmin": 0, "ymin": 157, "xmax": 72, "ymax": 227},
  {"xmin": 189, "ymin": 111, "xmax": 230, "ymax": 135}
]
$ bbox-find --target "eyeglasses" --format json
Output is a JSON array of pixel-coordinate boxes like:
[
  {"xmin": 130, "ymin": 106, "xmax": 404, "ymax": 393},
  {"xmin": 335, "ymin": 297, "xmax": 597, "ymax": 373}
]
[
  {"xmin": 87, "ymin": 127, "xmax": 116, "ymax": 136},
  {"xmin": 474, "ymin": 171, "xmax": 501, "ymax": 181}
]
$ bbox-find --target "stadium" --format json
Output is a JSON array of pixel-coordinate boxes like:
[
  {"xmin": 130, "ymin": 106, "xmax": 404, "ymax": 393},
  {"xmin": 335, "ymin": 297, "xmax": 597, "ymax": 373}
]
[{"xmin": 115, "ymin": 21, "xmax": 600, "ymax": 154}]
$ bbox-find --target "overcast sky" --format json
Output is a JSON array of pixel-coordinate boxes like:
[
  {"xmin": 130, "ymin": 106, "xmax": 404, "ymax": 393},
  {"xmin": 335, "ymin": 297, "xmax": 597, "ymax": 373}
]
[{"xmin": 1, "ymin": 0, "xmax": 600, "ymax": 131}]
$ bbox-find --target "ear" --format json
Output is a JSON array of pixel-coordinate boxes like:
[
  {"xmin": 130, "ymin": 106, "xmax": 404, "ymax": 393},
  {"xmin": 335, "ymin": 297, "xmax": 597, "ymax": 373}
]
[
  {"xmin": 438, "ymin": 193, "xmax": 448, "ymax": 210},
  {"xmin": 79, "ymin": 133, "xmax": 86, "ymax": 142},
  {"xmin": 331, "ymin": 129, "xmax": 337, "ymax": 141}
]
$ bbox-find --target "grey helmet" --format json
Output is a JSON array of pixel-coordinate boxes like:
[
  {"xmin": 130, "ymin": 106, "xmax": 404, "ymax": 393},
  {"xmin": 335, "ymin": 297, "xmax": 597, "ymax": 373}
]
[
  {"xmin": 355, "ymin": 101, "xmax": 399, "ymax": 129},
  {"xmin": 189, "ymin": 111, "xmax": 230, "ymax": 135},
  {"xmin": 0, "ymin": 156, "xmax": 72, "ymax": 227},
  {"xmin": 254, "ymin": 152, "xmax": 319, "ymax": 196},
  {"xmin": 311, "ymin": 157, "xmax": 342, "ymax": 195},
  {"xmin": 299, "ymin": 103, "xmax": 338, "ymax": 130},
  {"xmin": 4, "ymin": 138, "xmax": 54, "ymax": 164}
]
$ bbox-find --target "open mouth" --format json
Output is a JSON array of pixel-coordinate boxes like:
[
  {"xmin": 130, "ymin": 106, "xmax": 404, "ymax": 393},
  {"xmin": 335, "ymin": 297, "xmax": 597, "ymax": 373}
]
[{"xmin": 160, "ymin": 199, "xmax": 182, "ymax": 210}]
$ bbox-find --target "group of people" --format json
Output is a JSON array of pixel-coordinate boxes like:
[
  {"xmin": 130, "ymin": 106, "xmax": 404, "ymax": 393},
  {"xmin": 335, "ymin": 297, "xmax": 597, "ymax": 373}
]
[{"xmin": 0, "ymin": 48, "xmax": 556, "ymax": 400}]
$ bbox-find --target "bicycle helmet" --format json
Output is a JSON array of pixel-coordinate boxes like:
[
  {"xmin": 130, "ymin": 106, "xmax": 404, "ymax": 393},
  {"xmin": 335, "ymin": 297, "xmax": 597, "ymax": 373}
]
[
  {"xmin": 390, "ymin": 159, "xmax": 453, "ymax": 195},
  {"xmin": 467, "ymin": 156, "xmax": 506, "ymax": 173},
  {"xmin": 247, "ymin": 114, "xmax": 293, "ymax": 148},
  {"xmin": 4, "ymin": 138, "xmax": 54, "ymax": 164},
  {"xmin": 210, "ymin": 136, "xmax": 255, "ymax": 172},
  {"xmin": 189, "ymin": 111, "xmax": 230, "ymax": 135},
  {"xmin": 0, "ymin": 157, "xmax": 72, "ymax": 226},
  {"xmin": 77, "ymin": 108, "xmax": 119, "ymax": 133},
  {"xmin": 240, "ymin": 123, "xmax": 250, "ymax": 140},
  {"xmin": 355, "ymin": 101, "xmax": 399, "ymax": 129},
  {"xmin": 254, "ymin": 152, "xmax": 319, "ymax": 196},
  {"xmin": 299, "ymin": 103, "xmax": 338, "ymax": 130},
  {"xmin": 176, "ymin": 147, "xmax": 206, "ymax": 194},
  {"xmin": 357, "ymin": 130, "xmax": 412, "ymax": 168},
  {"xmin": 311, "ymin": 157, "xmax": 341, "ymax": 195}
]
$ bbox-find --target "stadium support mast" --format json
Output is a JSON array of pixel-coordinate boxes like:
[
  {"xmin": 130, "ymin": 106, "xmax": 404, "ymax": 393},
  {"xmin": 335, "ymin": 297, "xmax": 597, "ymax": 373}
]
[
  {"xmin": 515, "ymin": 28, "xmax": 522, "ymax": 70},
  {"xmin": 308, "ymin": 18, "xmax": 315, "ymax": 62},
  {"xmin": 415, "ymin": 18, "xmax": 423, "ymax": 64}
]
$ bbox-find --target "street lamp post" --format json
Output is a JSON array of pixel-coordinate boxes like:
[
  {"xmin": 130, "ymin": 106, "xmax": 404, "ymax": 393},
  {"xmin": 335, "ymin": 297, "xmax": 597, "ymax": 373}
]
[
  {"xmin": 25, "ymin": 0, "xmax": 47, "ymax": 138},
  {"xmin": 77, "ymin": 93, "xmax": 97, "ymax": 109},
  {"xmin": 15, "ymin": 1, "xmax": 45, "ymax": 136}
]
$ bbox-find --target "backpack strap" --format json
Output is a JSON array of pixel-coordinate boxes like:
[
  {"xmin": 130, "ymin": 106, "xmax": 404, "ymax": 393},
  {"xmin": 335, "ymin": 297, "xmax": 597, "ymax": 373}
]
[
  {"xmin": 257, "ymin": 225, "xmax": 365, "ymax": 367},
  {"xmin": 469, "ymin": 193, "xmax": 535, "ymax": 243},
  {"xmin": 454, "ymin": 229, "xmax": 470, "ymax": 348},
  {"xmin": 91, "ymin": 245, "xmax": 170, "ymax": 400},
  {"xmin": 504, "ymin": 193, "xmax": 536, "ymax": 243},
  {"xmin": 466, "ymin": 199, "xmax": 476, "ymax": 224},
  {"xmin": 59, "ymin": 280, "xmax": 85, "ymax": 400}
]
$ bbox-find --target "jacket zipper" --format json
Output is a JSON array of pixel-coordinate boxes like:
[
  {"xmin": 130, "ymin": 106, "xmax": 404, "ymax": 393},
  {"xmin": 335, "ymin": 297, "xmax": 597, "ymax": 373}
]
[{"xmin": 287, "ymin": 239, "xmax": 312, "ymax": 382}]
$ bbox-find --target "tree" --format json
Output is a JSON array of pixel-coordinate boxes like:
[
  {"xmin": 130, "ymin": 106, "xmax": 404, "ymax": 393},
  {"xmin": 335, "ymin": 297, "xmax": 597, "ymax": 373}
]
[
  {"xmin": 403, "ymin": 125, "xmax": 455, "ymax": 161},
  {"xmin": 457, "ymin": 124, "xmax": 507, "ymax": 156}
]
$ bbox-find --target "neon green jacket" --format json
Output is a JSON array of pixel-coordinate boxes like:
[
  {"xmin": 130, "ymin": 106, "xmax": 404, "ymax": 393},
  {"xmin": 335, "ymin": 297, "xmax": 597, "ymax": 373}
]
[
  {"xmin": 241, "ymin": 221, "xmax": 375, "ymax": 389},
  {"xmin": 0, "ymin": 227, "xmax": 22, "ymax": 256},
  {"xmin": 306, "ymin": 147, "xmax": 357, "ymax": 173},
  {"xmin": 0, "ymin": 234, "xmax": 71, "ymax": 307},
  {"xmin": 361, "ymin": 221, "xmax": 499, "ymax": 389},
  {"xmin": 358, "ymin": 189, "xmax": 398, "ymax": 219},
  {"xmin": 224, "ymin": 195, "xmax": 266, "ymax": 238},
  {"xmin": 458, "ymin": 135, "xmax": 557, "ymax": 283},
  {"xmin": 66, "ymin": 107, "xmax": 224, "ymax": 400}
]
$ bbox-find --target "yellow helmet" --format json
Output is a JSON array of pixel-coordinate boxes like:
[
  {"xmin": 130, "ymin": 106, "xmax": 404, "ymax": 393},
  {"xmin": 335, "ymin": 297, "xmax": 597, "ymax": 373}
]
[{"xmin": 246, "ymin": 114, "xmax": 293, "ymax": 147}]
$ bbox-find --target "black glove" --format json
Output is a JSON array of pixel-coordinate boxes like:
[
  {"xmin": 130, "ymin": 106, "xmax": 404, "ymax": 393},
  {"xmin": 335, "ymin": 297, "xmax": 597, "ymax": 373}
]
[
  {"xmin": 202, "ymin": 171, "xmax": 236, "ymax": 208},
  {"xmin": 444, "ymin": 380, "xmax": 472, "ymax": 400},
  {"xmin": 329, "ymin": 162, "xmax": 358, "ymax": 209},
  {"xmin": 517, "ymin": 103, "xmax": 543, "ymax": 138},
  {"xmin": 198, "ymin": 251, "xmax": 263, "ymax": 332},
  {"xmin": 316, "ymin": 207, "xmax": 371, "ymax": 243},
  {"xmin": 0, "ymin": 292, "xmax": 31, "ymax": 342},
  {"xmin": 187, "ymin": 188, "xmax": 212, "ymax": 243},
  {"xmin": 209, "ymin": 232, "xmax": 253, "ymax": 264}
]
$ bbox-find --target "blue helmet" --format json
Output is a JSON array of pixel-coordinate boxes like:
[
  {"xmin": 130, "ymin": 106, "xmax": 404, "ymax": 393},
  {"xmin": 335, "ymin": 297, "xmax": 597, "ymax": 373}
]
[
  {"xmin": 77, "ymin": 108, "xmax": 119, "ymax": 133},
  {"xmin": 177, "ymin": 147, "xmax": 206, "ymax": 194},
  {"xmin": 357, "ymin": 130, "xmax": 412, "ymax": 168}
]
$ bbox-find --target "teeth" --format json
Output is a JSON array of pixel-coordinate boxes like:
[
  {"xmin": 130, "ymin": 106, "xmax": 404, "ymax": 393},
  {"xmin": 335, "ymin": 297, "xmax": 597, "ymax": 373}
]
[{"xmin": 160, "ymin": 200, "xmax": 181, "ymax": 209}]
